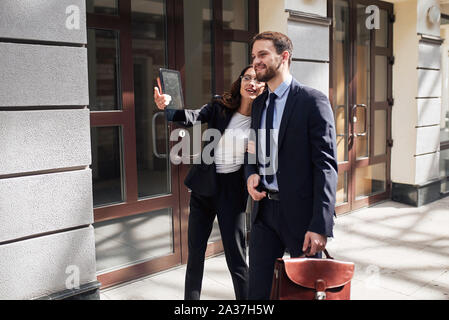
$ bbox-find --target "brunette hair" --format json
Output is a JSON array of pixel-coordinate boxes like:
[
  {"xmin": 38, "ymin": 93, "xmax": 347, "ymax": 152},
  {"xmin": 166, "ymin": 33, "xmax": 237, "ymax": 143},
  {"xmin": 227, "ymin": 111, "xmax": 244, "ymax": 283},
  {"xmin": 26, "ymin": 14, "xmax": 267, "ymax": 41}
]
[
  {"xmin": 215, "ymin": 65, "xmax": 255, "ymax": 113},
  {"xmin": 251, "ymin": 31, "xmax": 293, "ymax": 66}
]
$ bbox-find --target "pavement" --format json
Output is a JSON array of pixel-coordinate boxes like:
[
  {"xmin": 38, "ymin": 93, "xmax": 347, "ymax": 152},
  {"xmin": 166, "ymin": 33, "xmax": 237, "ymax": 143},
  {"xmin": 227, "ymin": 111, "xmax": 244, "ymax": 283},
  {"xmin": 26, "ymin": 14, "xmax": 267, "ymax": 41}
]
[{"xmin": 99, "ymin": 196, "xmax": 449, "ymax": 300}]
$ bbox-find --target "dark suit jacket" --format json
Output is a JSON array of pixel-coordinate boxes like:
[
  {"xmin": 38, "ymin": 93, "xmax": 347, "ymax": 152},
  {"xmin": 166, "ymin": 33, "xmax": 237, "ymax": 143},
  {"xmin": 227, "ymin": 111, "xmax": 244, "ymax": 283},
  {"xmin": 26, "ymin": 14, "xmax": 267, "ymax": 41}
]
[
  {"xmin": 166, "ymin": 100, "xmax": 235, "ymax": 196},
  {"xmin": 244, "ymin": 78, "xmax": 338, "ymax": 237}
]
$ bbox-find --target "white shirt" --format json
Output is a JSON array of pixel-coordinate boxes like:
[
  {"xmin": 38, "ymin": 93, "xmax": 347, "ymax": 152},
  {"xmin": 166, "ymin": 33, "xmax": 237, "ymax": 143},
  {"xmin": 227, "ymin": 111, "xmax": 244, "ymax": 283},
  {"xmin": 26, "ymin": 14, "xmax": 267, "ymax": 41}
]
[{"xmin": 215, "ymin": 112, "xmax": 251, "ymax": 173}]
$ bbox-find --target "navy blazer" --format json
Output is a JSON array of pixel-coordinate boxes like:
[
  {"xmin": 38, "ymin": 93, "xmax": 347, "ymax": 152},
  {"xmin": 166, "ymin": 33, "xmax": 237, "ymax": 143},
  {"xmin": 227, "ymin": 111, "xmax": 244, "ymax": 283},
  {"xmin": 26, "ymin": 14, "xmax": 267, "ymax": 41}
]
[
  {"xmin": 244, "ymin": 78, "xmax": 338, "ymax": 237},
  {"xmin": 166, "ymin": 101, "xmax": 236, "ymax": 196}
]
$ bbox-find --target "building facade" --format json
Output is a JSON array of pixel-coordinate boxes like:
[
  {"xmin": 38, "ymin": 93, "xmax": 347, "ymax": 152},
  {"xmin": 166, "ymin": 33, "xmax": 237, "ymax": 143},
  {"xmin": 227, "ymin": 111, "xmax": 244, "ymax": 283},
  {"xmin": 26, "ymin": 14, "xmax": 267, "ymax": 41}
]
[{"xmin": 0, "ymin": 0, "xmax": 448, "ymax": 299}]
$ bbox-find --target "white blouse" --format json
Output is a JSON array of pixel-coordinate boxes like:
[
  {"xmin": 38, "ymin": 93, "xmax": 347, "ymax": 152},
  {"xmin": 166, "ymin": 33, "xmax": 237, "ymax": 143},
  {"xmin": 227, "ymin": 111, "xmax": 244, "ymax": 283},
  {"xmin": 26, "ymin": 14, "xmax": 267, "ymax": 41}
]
[{"xmin": 214, "ymin": 112, "xmax": 251, "ymax": 174}]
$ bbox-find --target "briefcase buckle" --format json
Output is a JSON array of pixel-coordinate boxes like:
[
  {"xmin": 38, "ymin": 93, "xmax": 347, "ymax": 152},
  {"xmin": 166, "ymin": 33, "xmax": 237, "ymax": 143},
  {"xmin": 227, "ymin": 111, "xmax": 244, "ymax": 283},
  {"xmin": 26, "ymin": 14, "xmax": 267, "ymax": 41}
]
[{"xmin": 315, "ymin": 291, "xmax": 326, "ymax": 300}]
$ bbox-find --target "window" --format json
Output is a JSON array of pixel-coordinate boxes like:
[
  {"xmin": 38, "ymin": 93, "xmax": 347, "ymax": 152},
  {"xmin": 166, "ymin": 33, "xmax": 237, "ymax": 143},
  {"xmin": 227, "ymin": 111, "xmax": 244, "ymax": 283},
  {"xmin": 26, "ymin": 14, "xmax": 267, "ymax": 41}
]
[
  {"xmin": 440, "ymin": 14, "xmax": 449, "ymax": 193},
  {"xmin": 87, "ymin": 0, "xmax": 259, "ymax": 286}
]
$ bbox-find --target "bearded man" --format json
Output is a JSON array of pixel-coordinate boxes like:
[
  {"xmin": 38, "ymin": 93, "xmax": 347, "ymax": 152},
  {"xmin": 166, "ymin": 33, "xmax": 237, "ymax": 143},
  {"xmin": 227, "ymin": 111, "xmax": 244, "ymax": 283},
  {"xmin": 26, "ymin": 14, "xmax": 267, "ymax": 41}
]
[{"xmin": 244, "ymin": 31, "xmax": 338, "ymax": 300}]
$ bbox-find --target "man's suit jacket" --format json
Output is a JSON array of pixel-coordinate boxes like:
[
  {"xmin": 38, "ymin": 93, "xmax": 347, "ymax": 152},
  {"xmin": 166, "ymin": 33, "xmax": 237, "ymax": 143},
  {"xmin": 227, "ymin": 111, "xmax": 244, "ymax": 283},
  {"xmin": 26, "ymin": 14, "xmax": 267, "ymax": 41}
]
[{"xmin": 244, "ymin": 78, "xmax": 338, "ymax": 238}]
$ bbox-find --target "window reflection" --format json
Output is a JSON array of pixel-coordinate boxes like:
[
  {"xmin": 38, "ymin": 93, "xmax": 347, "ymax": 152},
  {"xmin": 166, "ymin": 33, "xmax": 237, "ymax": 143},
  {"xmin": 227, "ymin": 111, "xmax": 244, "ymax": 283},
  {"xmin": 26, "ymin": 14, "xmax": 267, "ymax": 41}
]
[
  {"xmin": 88, "ymin": 29, "xmax": 121, "ymax": 111},
  {"xmin": 184, "ymin": 0, "xmax": 213, "ymax": 106},
  {"xmin": 86, "ymin": 0, "xmax": 119, "ymax": 15},
  {"xmin": 223, "ymin": 0, "xmax": 248, "ymax": 30},
  {"xmin": 94, "ymin": 208, "xmax": 174, "ymax": 274},
  {"xmin": 440, "ymin": 149, "xmax": 449, "ymax": 193},
  {"xmin": 132, "ymin": 0, "xmax": 171, "ymax": 198},
  {"xmin": 91, "ymin": 126, "xmax": 124, "ymax": 207},
  {"xmin": 224, "ymin": 42, "xmax": 249, "ymax": 92},
  {"xmin": 332, "ymin": 0, "xmax": 350, "ymax": 163},
  {"xmin": 355, "ymin": 163, "xmax": 386, "ymax": 199},
  {"xmin": 355, "ymin": 4, "xmax": 370, "ymax": 159}
]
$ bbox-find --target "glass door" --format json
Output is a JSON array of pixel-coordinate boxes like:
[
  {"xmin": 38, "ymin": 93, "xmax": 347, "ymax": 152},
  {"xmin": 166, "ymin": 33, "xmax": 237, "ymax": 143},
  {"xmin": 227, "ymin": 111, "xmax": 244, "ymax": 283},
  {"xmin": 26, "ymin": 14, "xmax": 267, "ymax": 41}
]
[
  {"xmin": 87, "ymin": 0, "xmax": 259, "ymax": 288},
  {"xmin": 330, "ymin": 0, "xmax": 393, "ymax": 214},
  {"xmin": 88, "ymin": 0, "xmax": 182, "ymax": 289}
]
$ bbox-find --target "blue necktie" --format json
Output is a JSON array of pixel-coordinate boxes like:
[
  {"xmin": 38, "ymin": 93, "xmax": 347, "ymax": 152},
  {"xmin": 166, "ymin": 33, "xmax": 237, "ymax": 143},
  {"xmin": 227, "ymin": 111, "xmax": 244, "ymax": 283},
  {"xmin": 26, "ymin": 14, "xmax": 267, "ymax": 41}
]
[{"xmin": 265, "ymin": 93, "xmax": 277, "ymax": 184}]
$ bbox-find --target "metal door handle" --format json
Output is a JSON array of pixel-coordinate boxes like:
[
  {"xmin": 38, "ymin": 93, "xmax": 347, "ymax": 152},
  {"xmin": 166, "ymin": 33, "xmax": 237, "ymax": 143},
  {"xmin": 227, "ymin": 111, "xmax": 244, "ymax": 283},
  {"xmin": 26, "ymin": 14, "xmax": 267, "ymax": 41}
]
[{"xmin": 152, "ymin": 112, "xmax": 168, "ymax": 159}]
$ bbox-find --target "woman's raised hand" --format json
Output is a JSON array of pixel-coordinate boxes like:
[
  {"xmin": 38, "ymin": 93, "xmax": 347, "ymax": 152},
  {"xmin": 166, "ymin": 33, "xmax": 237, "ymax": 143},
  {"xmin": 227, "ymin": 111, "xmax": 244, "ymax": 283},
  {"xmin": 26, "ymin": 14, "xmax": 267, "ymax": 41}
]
[{"xmin": 153, "ymin": 86, "xmax": 172, "ymax": 110}]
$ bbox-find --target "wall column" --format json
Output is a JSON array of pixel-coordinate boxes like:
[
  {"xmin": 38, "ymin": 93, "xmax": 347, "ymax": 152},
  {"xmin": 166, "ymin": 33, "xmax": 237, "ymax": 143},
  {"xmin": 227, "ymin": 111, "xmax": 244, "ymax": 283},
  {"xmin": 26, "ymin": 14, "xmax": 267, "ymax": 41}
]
[
  {"xmin": 391, "ymin": 0, "xmax": 443, "ymax": 206},
  {"xmin": 0, "ymin": 0, "xmax": 98, "ymax": 299}
]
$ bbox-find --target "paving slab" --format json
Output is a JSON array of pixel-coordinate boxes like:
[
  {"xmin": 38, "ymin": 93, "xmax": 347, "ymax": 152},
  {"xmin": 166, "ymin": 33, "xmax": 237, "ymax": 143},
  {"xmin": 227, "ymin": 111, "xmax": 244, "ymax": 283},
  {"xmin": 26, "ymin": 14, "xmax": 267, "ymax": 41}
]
[{"xmin": 100, "ymin": 198, "xmax": 449, "ymax": 300}]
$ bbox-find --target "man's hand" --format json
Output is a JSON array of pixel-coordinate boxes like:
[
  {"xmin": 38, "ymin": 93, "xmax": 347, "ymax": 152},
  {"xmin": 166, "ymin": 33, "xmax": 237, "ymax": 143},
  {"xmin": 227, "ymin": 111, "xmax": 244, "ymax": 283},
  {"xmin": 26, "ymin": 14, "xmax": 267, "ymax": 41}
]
[
  {"xmin": 302, "ymin": 231, "xmax": 327, "ymax": 256},
  {"xmin": 247, "ymin": 174, "xmax": 266, "ymax": 201}
]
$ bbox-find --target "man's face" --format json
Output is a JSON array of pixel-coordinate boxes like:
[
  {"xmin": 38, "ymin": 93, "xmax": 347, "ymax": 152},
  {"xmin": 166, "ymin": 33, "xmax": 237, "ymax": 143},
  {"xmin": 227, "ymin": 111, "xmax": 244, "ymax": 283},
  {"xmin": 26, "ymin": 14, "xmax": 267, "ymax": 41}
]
[{"xmin": 251, "ymin": 39, "xmax": 283, "ymax": 82}]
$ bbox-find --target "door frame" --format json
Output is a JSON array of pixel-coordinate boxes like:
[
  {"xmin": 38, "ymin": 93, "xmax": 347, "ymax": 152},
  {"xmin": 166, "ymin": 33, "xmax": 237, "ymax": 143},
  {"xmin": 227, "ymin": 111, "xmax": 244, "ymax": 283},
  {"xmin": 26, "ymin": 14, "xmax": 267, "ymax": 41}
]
[
  {"xmin": 88, "ymin": 0, "xmax": 259, "ymax": 288},
  {"xmin": 88, "ymin": 0, "xmax": 183, "ymax": 289},
  {"xmin": 328, "ymin": 0, "xmax": 393, "ymax": 215}
]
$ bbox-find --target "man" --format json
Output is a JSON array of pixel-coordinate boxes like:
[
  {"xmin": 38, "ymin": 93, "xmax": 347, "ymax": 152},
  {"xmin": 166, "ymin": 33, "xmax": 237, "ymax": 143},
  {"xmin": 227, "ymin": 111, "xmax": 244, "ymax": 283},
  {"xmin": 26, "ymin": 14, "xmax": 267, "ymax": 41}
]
[{"xmin": 245, "ymin": 31, "xmax": 338, "ymax": 300}]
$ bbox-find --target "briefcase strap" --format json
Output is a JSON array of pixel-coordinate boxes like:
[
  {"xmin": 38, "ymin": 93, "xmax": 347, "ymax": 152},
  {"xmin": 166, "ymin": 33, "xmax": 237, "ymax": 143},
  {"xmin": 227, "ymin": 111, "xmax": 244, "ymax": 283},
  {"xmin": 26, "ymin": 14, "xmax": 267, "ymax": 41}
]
[{"xmin": 323, "ymin": 249, "xmax": 334, "ymax": 260}]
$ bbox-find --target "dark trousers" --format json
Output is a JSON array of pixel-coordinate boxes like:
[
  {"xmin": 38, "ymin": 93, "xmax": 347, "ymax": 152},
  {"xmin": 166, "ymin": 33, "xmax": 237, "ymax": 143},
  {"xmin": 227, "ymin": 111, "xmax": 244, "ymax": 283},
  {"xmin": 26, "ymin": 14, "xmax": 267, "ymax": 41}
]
[
  {"xmin": 184, "ymin": 169, "xmax": 249, "ymax": 300},
  {"xmin": 248, "ymin": 197, "xmax": 321, "ymax": 300}
]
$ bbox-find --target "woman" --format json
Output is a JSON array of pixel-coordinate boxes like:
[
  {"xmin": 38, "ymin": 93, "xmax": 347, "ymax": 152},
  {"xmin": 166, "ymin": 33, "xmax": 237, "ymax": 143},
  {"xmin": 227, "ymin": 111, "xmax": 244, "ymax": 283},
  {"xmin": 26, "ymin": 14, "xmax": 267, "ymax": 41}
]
[{"xmin": 154, "ymin": 66, "xmax": 265, "ymax": 300}]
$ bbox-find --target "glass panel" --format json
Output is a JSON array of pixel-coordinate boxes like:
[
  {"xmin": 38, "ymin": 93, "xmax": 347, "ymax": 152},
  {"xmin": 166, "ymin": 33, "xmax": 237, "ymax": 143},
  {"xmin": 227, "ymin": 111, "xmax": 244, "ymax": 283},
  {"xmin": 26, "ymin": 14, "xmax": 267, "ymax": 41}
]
[
  {"xmin": 356, "ymin": 4, "xmax": 370, "ymax": 159},
  {"xmin": 182, "ymin": 0, "xmax": 214, "ymax": 185},
  {"xmin": 184, "ymin": 0, "xmax": 213, "ymax": 107},
  {"xmin": 91, "ymin": 126, "xmax": 124, "ymax": 207},
  {"xmin": 132, "ymin": 0, "xmax": 171, "ymax": 198},
  {"xmin": 87, "ymin": 29, "xmax": 121, "ymax": 111},
  {"xmin": 442, "ymin": 113, "xmax": 449, "ymax": 143},
  {"xmin": 354, "ymin": 106, "xmax": 369, "ymax": 159},
  {"xmin": 94, "ymin": 208, "xmax": 174, "ymax": 274},
  {"xmin": 442, "ymin": 15, "xmax": 449, "ymax": 25},
  {"xmin": 375, "ymin": 55, "xmax": 388, "ymax": 102},
  {"xmin": 224, "ymin": 42, "xmax": 249, "ymax": 93},
  {"xmin": 335, "ymin": 105, "xmax": 348, "ymax": 162},
  {"xmin": 86, "ymin": 0, "xmax": 118, "ymax": 15},
  {"xmin": 374, "ymin": 110, "xmax": 387, "ymax": 156},
  {"xmin": 336, "ymin": 171, "xmax": 348, "ymax": 205},
  {"xmin": 375, "ymin": 9, "xmax": 388, "ymax": 48},
  {"xmin": 332, "ymin": 0, "xmax": 350, "ymax": 163},
  {"xmin": 440, "ymin": 149, "xmax": 449, "ymax": 193},
  {"xmin": 223, "ymin": 0, "xmax": 248, "ymax": 30},
  {"xmin": 355, "ymin": 162, "xmax": 386, "ymax": 199},
  {"xmin": 441, "ymin": 84, "xmax": 449, "ymax": 141}
]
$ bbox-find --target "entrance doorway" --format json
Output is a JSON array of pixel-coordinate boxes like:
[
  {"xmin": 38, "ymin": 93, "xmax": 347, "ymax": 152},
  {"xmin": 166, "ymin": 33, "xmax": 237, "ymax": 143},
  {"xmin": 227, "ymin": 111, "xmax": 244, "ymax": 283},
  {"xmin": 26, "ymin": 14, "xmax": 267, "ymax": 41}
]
[
  {"xmin": 86, "ymin": 0, "xmax": 258, "ymax": 289},
  {"xmin": 330, "ymin": 0, "xmax": 393, "ymax": 214}
]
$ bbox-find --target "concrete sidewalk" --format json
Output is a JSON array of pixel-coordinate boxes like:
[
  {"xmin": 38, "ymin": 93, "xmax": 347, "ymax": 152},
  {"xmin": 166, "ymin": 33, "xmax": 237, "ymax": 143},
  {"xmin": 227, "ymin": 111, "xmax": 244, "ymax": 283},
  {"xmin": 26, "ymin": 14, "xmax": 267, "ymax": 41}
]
[{"xmin": 100, "ymin": 196, "xmax": 449, "ymax": 300}]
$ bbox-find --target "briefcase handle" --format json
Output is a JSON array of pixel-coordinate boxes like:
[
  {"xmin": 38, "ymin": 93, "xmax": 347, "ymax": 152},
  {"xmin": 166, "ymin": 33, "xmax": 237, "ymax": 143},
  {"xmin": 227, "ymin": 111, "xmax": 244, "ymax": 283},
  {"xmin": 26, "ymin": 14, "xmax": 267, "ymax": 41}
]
[{"xmin": 303, "ymin": 248, "xmax": 334, "ymax": 259}]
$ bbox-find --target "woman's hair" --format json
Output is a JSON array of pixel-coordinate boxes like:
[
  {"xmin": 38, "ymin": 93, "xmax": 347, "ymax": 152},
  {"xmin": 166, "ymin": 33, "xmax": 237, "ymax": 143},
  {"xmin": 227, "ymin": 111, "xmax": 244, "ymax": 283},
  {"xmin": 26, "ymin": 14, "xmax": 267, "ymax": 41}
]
[{"xmin": 215, "ymin": 65, "xmax": 255, "ymax": 113}]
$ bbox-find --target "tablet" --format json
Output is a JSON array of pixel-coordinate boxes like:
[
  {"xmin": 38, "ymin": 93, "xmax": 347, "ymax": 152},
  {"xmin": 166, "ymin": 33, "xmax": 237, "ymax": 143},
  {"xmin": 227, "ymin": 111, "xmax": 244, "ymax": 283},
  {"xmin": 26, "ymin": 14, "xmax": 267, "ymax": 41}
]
[{"xmin": 159, "ymin": 68, "xmax": 185, "ymax": 110}]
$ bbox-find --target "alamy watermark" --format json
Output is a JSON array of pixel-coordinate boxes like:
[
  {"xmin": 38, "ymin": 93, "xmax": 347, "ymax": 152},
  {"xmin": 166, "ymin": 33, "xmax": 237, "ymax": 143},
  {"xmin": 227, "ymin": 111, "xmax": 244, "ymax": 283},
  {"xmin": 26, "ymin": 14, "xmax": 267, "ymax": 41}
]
[
  {"xmin": 168, "ymin": 125, "xmax": 278, "ymax": 175},
  {"xmin": 65, "ymin": 265, "xmax": 80, "ymax": 290},
  {"xmin": 366, "ymin": 5, "xmax": 381, "ymax": 30},
  {"xmin": 365, "ymin": 265, "xmax": 381, "ymax": 289},
  {"xmin": 65, "ymin": 5, "xmax": 80, "ymax": 30}
]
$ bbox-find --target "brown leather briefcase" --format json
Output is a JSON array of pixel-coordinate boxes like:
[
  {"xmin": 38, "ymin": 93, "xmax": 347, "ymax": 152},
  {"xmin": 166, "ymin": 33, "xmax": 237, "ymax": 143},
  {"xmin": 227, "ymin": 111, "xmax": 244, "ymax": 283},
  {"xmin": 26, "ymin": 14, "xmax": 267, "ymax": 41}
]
[{"xmin": 270, "ymin": 250, "xmax": 355, "ymax": 300}]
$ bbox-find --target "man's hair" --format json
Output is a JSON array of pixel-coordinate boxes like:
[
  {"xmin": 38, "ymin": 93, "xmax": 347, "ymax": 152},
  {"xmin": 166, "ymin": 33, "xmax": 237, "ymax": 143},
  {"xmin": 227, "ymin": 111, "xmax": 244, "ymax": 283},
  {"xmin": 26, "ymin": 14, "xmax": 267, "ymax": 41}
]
[{"xmin": 251, "ymin": 31, "xmax": 293, "ymax": 66}]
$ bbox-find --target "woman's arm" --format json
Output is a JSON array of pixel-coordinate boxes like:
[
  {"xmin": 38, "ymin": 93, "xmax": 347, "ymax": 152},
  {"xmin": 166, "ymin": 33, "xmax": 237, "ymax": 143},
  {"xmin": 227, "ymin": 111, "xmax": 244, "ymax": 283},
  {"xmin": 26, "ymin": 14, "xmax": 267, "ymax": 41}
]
[{"xmin": 154, "ymin": 86, "xmax": 215, "ymax": 127}]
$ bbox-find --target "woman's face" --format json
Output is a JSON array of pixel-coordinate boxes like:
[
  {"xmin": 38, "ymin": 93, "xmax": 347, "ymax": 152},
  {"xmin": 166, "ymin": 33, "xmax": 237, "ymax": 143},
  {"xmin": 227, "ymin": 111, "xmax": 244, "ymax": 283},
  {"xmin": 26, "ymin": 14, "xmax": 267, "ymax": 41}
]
[{"xmin": 240, "ymin": 67, "xmax": 265, "ymax": 100}]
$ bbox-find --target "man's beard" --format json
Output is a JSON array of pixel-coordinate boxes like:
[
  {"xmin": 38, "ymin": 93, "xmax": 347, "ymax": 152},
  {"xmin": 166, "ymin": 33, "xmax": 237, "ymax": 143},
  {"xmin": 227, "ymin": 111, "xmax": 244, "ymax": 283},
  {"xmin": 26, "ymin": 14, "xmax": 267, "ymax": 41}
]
[{"xmin": 255, "ymin": 58, "xmax": 282, "ymax": 82}]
